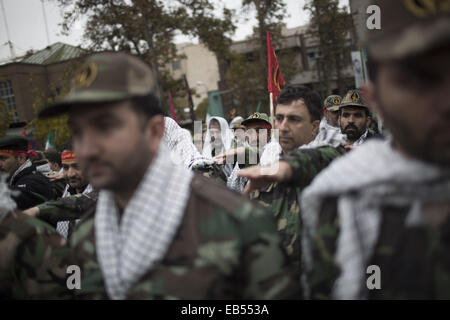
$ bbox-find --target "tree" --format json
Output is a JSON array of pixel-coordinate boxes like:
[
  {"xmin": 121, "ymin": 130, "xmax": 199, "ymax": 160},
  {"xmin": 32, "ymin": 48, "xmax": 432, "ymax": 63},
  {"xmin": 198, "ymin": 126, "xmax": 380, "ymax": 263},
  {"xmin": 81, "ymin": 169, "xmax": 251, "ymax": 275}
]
[
  {"xmin": 25, "ymin": 61, "xmax": 82, "ymax": 150},
  {"xmin": 0, "ymin": 99, "xmax": 12, "ymax": 138},
  {"xmin": 225, "ymin": 0, "xmax": 300, "ymax": 118},
  {"xmin": 56, "ymin": 0, "xmax": 236, "ymax": 117},
  {"xmin": 304, "ymin": 0, "xmax": 354, "ymax": 96}
]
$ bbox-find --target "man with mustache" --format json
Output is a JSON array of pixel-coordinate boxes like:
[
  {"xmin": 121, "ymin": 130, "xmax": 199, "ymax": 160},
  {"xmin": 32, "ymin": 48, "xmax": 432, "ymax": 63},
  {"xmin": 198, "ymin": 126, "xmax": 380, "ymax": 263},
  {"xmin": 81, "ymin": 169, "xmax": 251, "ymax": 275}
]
[
  {"xmin": 338, "ymin": 89, "xmax": 375, "ymax": 149},
  {"xmin": 241, "ymin": 86, "xmax": 346, "ymax": 269},
  {"xmin": 55, "ymin": 142, "xmax": 93, "ymax": 239}
]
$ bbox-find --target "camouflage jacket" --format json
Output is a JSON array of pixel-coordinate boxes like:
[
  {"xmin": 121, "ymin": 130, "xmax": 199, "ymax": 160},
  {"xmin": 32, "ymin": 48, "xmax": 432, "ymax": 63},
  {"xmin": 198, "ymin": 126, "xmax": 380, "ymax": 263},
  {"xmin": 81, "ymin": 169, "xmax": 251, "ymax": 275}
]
[
  {"xmin": 67, "ymin": 174, "xmax": 301, "ymax": 299},
  {"xmin": 250, "ymin": 146, "xmax": 346, "ymax": 269},
  {"xmin": 0, "ymin": 211, "xmax": 71, "ymax": 299},
  {"xmin": 38, "ymin": 191, "xmax": 98, "ymax": 226},
  {"xmin": 306, "ymin": 198, "xmax": 450, "ymax": 300}
]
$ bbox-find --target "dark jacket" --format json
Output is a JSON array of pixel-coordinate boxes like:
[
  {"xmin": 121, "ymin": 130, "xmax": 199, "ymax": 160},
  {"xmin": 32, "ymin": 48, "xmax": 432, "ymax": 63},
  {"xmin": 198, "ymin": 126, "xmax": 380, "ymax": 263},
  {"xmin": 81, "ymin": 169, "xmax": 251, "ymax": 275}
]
[{"xmin": 9, "ymin": 164, "xmax": 54, "ymax": 210}]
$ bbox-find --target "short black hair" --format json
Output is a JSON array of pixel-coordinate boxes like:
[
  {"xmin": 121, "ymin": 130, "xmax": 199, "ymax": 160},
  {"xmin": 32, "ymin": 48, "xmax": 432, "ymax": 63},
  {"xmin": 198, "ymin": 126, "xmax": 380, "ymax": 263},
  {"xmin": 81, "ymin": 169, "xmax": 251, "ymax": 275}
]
[
  {"xmin": 130, "ymin": 93, "xmax": 166, "ymax": 121},
  {"xmin": 60, "ymin": 140, "xmax": 73, "ymax": 152},
  {"xmin": 277, "ymin": 85, "xmax": 322, "ymax": 122},
  {"xmin": 44, "ymin": 151, "xmax": 62, "ymax": 167}
]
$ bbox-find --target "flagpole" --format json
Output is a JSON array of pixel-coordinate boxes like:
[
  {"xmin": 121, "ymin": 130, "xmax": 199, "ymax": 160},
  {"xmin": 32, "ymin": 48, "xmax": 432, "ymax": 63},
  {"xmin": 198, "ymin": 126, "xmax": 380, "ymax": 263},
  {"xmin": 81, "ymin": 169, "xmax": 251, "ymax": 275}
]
[{"xmin": 269, "ymin": 93, "xmax": 274, "ymax": 128}]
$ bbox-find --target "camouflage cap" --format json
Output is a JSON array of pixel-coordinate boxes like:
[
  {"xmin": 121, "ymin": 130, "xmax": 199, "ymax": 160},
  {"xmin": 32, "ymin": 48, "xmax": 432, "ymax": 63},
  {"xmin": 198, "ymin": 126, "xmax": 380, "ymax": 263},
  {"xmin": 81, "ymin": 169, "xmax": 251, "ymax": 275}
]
[
  {"xmin": 242, "ymin": 112, "xmax": 272, "ymax": 128},
  {"xmin": 365, "ymin": 0, "xmax": 450, "ymax": 61},
  {"xmin": 339, "ymin": 89, "xmax": 368, "ymax": 109},
  {"xmin": 38, "ymin": 52, "xmax": 159, "ymax": 118},
  {"xmin": 323, "ymin": 95, "xmax": 342, "ymax": 112}
]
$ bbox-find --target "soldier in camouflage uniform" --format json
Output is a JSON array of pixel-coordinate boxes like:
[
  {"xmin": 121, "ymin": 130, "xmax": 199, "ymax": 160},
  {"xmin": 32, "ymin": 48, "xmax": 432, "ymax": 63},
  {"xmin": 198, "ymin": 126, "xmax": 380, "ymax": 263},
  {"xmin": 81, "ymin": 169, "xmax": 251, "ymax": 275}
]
[
  {"xmin": 37, "ymin": 52, "xmax": 300, "ymax": 300},
  {"xmin": 0, "ymin": 174, "xmax": 70, "ymax": 299},
  {"xmin": 240, "ymin": 87, "xmax": 346, "ymax": 269},
  {"xmin": 301, "ymin": 0, "xmax": 450, "ymax": 299}
]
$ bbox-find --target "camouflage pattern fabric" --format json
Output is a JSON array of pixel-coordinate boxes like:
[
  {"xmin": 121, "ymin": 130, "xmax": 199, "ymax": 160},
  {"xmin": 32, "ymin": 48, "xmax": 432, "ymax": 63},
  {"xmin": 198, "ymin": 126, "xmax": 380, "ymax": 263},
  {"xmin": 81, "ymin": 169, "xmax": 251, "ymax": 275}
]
[
  {"xmin": 305, "ymin": 199, "xmax": 450, "ymax": 300},
  {"xmin": 67, "ymin": 174, "xmax": 301, "ymax": 299},
  {"xmin": 250, "ymin": 146, "xmax": 345, "ymax": 269},
  {"xmin": 0, "ymin": 211, "xmax": 71, "ymax": 299},
  {"xmin": 38, "ymin": 191, "xmax": 98, "ymax": 229}
]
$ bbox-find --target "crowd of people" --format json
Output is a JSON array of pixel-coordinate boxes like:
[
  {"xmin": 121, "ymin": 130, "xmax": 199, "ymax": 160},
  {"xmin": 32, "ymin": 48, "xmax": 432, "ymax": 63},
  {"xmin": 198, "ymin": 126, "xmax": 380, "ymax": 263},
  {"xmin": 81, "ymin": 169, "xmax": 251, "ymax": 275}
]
[{"xmin": 0, "ymin": 0, "xmax": 449, "ymax": 300}]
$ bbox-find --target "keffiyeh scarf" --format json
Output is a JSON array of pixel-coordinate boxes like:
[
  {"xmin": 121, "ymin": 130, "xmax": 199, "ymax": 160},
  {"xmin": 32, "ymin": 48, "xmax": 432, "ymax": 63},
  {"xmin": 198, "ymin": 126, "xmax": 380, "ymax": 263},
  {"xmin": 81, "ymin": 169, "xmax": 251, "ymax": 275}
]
[
  {"xmin": 300, "ymin": 139, "xmax": 450, "ymax": 299},
  {"xmin": 95, "ymin": 144, "xmax": 193, "ymax": 299},
  {"xmin": 56, "ymin": 184, "xmax": 93, "ymax": 239}
]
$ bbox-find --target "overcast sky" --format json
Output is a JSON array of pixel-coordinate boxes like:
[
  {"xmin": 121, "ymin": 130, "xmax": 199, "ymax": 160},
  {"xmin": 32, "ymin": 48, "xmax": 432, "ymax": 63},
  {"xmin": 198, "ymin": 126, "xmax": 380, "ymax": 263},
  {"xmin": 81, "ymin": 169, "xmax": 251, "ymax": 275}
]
[{"xmin": 0, "ymin": 0, "xmax": 348, "ymax": 63}]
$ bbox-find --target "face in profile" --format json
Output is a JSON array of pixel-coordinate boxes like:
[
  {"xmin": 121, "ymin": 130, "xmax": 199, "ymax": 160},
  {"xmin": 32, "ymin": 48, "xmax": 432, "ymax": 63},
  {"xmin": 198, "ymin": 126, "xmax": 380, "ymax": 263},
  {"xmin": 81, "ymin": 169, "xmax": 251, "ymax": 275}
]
[{"xmin": 364, "ymin": 46, "xmax": 450, "ymax": 165}]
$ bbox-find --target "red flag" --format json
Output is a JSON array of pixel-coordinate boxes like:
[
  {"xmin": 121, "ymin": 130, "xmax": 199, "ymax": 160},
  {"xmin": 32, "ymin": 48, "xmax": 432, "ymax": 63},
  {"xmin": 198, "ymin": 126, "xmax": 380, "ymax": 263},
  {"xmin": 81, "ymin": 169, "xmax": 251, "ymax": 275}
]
[
  {"xmin": 168, "ymin": 91, "xmax": 178, "ymax": 124},
  {"xmin": 267, "ymin": 31, "xmax": 285, "ymax": 104}
]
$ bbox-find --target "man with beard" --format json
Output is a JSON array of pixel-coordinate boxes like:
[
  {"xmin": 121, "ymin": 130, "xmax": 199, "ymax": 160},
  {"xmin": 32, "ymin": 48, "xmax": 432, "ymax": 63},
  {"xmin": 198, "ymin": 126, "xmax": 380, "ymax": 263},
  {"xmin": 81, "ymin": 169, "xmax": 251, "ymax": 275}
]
[
  {"xmin": 338, "ymin": 89, "xmax": 376, "ymax": 149},
  {"xmin": 36, "ymin": 52, "xmax": 300, "ymax": 300},
  {"xmin": 301, "ymin": 0, "xmax": 450, "ymax": 299},
  {"xmin": 55, "ymin": 142, "xmax": 93, "ymax": 239},
  {"xmin": 0, "ymin": 136, "xmax": 53, "ymax": 210}
]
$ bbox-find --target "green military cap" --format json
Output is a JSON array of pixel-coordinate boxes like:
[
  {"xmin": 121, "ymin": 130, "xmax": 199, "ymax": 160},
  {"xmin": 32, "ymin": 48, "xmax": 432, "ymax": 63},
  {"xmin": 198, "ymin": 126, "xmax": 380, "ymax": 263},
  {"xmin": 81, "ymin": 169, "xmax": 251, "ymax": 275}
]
[
  {"xmin": 365, "ymin": 0, "xmax": 450, "ymax": 61},
  {"xmin": 242, "ymin": 112, "xmax": 272, "ymax": 128},
  {"xmin": 38, "ymin": 52, "xmax": 159, "ymax": 118},
  {"xmin": 323, "ymin": 95, "xmax": 342, "ymax": 112},
  {"xmin": 0, "ymin": 135, "xmax": 29, "ymax": 152},
  {"xmin": 339, "ymin": 89, "xmax": 368, "ymax": 109}
]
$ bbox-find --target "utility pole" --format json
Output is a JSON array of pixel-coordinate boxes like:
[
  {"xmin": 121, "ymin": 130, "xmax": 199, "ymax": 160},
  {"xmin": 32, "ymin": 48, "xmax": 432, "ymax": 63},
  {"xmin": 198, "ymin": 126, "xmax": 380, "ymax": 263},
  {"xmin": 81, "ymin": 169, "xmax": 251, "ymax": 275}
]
[
  {"xmin": 41, "ymin": 0, "xmax": 51, "ymax": 46},
  {"xmin": 0, "ymin": 0, "xmax": 15, "ymax": 58}
]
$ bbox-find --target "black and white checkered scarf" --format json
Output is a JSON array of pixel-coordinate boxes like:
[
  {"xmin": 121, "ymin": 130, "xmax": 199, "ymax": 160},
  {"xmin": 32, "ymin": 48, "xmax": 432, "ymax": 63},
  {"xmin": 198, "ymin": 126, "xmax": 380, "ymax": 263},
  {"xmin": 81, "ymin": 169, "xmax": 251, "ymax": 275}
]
[
  {"xmin": 95, "ymin": 144, "xmax": 193, "ymax": 299},
  {"xmin": 300, "ymin": 139, "xmax": 450, "ymax": 299}
]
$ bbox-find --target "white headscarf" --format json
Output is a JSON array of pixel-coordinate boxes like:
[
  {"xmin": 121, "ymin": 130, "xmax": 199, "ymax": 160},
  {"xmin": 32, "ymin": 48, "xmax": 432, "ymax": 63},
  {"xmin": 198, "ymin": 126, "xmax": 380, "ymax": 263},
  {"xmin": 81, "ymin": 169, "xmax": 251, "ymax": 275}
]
[{"xmin": 202, "ymin": 116, "xmax": 234, "ymax": 159}]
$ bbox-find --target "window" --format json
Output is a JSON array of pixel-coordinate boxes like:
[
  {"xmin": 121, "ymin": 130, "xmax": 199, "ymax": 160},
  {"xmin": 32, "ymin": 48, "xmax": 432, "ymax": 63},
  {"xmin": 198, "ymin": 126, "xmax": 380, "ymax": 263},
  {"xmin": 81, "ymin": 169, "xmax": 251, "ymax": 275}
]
[
  {"xmin": 171, "ymin": 60, "xmax": 181, "ymax": 71},
  {"xmin": 0, "ymin": 80, "xmax": 19, "ymax": 122}
]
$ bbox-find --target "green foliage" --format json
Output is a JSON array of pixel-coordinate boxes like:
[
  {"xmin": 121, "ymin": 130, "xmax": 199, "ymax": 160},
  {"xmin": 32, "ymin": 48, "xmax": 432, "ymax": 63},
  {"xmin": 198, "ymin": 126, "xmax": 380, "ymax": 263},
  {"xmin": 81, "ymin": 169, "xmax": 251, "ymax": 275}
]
[
  {"xmin": 56, "ymin": 0, "xmax": 236, "ymax": 117},
  {"xmin": 25, "ymin": 64, "xmax": 81, "ymax": 150},
  {"xmin": 0, "ymin": 100, "xmax": 12, "ymax": 138},
  {"xmin": 304, "ymin": 0, "xmax": 354, "ymax": 96},
  {"xmin": 195, "ymin": 97, "xmax": 209, "ymax": 120}
]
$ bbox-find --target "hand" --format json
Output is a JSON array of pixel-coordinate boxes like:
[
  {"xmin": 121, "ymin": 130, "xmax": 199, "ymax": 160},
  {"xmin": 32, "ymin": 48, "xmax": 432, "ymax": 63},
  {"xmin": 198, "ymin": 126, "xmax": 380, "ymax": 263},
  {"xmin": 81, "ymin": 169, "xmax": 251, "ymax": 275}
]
[
  {"xmin": 213, "ymin": 147, "xmax": 245, "ymax": 165},
  {"xmin": 48, "ymin": 171, "xmax": 64, "ymax": 181},
  {"xmin": 238, "ymin": 161, "xmax": 293, "ymax": 196},
  {"xmin": 22, "ymin": 206, "xmax": 40, "ymax": 217}
]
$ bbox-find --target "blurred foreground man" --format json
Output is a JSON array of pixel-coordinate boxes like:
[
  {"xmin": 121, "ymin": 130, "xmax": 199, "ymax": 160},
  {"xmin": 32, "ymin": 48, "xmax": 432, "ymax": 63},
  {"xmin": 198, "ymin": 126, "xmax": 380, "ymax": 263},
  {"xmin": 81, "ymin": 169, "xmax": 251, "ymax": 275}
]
[
  {"xmin": 0, "ymin": 173, "xmax": 69, "ymax": 299},
  {"xmin": 301, "ymin": 0, "xmax": 450, "ymax": 299},
  {"xmin": 38, "ymin": 52, "xmax": 300, "ymax": 300}
]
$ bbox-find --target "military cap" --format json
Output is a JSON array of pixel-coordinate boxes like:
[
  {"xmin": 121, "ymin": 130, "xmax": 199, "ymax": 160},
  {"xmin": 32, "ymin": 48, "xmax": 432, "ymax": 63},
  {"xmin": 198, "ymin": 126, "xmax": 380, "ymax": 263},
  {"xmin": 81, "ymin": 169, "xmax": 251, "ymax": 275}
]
[
  {"xmin": 323, "ymin": 95, "xmax": 342, "ymax": 112},
  {"xmin": 242, "ymin": 112, "xmax": 272, "ymax": 128},
  {"xmin": 365, "ymin": 0, "xmax": 450, "ymax": 61},
  {"xmin": 38, "ymin": 52, "xmax": 159, "ymax": 118},
  {"xmin": 229, "ymin": 116, "xmax": 244, "ymax": 129},
  {"xmin": 0, "ymin": 136, "xmax": 29, "ymax": 152},
  {"xmin": 339, "ymin": 89, "xmax": 368, "ymax": 109}
]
